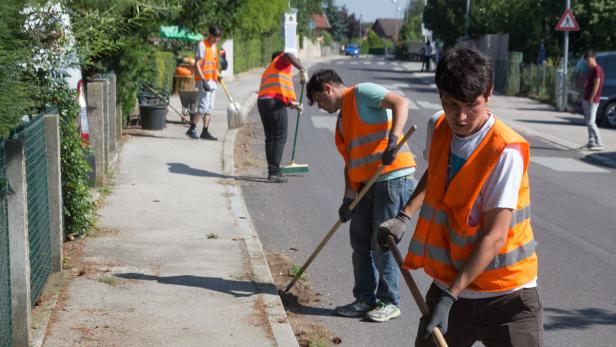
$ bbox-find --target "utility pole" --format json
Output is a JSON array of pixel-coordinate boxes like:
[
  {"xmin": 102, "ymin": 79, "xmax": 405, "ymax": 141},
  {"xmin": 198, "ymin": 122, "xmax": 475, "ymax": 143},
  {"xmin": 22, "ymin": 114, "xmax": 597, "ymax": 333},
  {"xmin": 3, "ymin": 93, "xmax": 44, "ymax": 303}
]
[
  {"xmin": 560, "ymin": 0, "xmax": 571, "ymax": 111},
  {"xmin": 464, "ymin": 0, "xmax": 471, "ymax": 37}
]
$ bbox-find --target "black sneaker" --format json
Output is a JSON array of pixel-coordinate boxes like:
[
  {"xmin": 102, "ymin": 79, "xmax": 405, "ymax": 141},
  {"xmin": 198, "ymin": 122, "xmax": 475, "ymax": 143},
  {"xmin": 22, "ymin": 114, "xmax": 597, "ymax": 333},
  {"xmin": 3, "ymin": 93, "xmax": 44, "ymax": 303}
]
[
  {"xmin": 334, "ymin": 300, "xmax": 375, "ymax": 317},
  {"xmin": 200, "ymin": 130, "xmax": 218, "ymax": 141},
  {"xmin": 186, "ymin": 129, "xmax": 199, "ymax": 139},
  {"xmin": 267, "ymin": 174, "xmax": 287, "ymax": 183}
]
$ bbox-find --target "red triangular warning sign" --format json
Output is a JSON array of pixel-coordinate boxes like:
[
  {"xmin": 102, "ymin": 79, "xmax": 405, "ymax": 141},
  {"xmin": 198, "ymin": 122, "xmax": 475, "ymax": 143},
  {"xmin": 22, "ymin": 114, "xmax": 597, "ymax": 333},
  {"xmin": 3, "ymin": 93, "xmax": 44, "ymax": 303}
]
[{"xmin": 556, "ymin": 9, "xmax": 580, "ymax": 31}]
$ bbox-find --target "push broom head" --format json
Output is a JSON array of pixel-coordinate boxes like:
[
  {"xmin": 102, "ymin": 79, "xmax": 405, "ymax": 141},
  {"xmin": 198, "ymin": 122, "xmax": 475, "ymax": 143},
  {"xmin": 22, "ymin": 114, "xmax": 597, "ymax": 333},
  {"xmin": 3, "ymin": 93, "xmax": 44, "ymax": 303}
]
[{"xmin": 280, "ymin": 161, "xmax": 309, "ymax": 174}]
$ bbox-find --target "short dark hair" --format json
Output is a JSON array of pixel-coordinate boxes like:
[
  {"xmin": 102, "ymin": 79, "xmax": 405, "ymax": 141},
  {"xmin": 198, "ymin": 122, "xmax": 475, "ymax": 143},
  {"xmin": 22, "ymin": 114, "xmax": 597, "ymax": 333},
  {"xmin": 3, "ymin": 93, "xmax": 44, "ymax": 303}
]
[
  {"xmin": 272, "ymin": 51, "xmax": 283, "ymax": 61},
  {"xmin": 584, "ymin": 49, "xmax": 596, "ymax": 59},
  {"xmin": 306, "ymin": 69, "xmax": 344, "ymax": 105},
  {"xmin": 435, "ymin": 46, "xmax": 494, "ymax": 103},
  {"xmin": 208, "ymin": 25, "xmax": 221, "ymax": 37}
]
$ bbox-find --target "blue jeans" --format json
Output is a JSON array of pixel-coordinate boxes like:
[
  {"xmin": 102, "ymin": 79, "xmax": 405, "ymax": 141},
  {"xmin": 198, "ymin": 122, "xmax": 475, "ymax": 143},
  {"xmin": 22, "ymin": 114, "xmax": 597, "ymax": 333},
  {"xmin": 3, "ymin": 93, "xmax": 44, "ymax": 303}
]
[{"xmin": 349, "ymin": 175, "xmax": 416, "ymax": 307}]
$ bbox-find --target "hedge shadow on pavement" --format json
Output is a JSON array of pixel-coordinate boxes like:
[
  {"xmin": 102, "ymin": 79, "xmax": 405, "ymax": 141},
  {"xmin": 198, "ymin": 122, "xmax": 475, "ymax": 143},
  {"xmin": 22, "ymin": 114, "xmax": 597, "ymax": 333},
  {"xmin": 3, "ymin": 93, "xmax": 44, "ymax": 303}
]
[
  {"xmin": 544, "ymin": 306, "xmax": 616, "ymax": 331},
  {"xmin": 116, "ymin": 272, "xmax": 276, "ymax": 298}
]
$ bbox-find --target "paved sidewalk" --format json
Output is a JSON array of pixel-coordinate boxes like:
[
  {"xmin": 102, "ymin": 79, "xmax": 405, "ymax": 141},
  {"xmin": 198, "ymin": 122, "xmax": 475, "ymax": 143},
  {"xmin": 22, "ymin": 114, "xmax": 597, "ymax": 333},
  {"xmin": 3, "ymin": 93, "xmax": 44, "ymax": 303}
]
[
  {"xmin": 402, "ymin": 61, "xmax": 616, "ymax": 167},
  {"xmin": 42, "ymin": 62, "xmax": 318, "ymax": 346}
]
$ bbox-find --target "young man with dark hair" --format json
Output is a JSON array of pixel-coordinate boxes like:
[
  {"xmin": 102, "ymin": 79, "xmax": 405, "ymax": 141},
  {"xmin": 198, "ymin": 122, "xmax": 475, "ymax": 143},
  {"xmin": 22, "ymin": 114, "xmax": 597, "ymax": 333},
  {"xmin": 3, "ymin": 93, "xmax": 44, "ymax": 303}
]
[
  {"xmin": 306, "ymin": 69, "xmax": 418, "ymax": 322},
  {"xmin": 378, "ymin": 46, "xmax": 544, "ymax": 346},
  {"xmin": 257, "ymin": 51, "xmax": 307, "ymax": 183},
  {"xmin": 582, "ymin": 49, "xmax": 604, "ymax": 151},
  {"xmin": 189, "ymin": 25, "xmax": 222, "ymax": 140}
]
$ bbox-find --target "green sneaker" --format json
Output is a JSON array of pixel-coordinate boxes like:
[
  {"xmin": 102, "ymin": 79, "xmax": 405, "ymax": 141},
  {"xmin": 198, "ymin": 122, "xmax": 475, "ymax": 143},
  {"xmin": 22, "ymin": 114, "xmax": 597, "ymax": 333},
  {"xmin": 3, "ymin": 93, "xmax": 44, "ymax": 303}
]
[
  {"xmin": 334, "ymin": 300, "xmax": 375, "ymax": 317},
  {"xmin": 366, "ymin": 301, "xmax": 401, "ymax": 322}
]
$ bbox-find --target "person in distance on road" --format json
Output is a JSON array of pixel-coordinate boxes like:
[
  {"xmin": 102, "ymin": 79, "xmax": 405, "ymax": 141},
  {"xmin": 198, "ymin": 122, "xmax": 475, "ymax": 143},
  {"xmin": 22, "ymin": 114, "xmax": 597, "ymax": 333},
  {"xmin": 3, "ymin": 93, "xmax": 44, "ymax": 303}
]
[
  {"xmin": 378, "ymin": 46, "xmax": 544, "ymax": 346},
  {"xmin": 306, "ymin": 69, "xmax": 418, "ymax": 322}
]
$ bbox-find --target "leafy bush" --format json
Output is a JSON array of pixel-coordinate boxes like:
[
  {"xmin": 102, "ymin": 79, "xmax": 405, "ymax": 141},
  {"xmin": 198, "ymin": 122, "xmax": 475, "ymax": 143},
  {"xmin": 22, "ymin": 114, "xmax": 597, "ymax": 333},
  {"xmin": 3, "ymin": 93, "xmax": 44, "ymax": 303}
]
[
  {"xmin": 234, "ymin": 31, "xmax": 283, "ymax": 74},
  {"xmin": 153, "ymin": 50, "xmax": 176, "ymax": 93},
  {"xmin": 54, "ymin": 87, "xmax": 94, "ymax": 236}
]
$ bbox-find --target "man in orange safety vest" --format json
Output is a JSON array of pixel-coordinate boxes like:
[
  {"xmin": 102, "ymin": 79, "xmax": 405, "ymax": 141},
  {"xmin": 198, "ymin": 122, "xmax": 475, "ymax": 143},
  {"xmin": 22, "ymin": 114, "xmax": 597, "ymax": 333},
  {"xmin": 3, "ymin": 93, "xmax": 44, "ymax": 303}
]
[{"xmin": 378, "ymin": 46, "xmax": 544, "ymax": 346}]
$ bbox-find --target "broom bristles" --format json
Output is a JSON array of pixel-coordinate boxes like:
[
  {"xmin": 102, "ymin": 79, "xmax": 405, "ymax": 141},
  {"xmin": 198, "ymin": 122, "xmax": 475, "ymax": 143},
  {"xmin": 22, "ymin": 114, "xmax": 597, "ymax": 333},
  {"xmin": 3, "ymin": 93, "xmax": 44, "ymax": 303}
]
[{"xmin": 280, "ymin": 161, "xmax": 309, "ymax": 174}]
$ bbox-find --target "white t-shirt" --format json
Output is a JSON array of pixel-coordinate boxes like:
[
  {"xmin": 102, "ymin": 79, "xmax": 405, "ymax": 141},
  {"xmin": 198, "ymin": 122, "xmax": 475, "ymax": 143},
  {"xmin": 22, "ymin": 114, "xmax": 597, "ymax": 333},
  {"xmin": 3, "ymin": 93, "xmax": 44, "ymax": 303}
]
[{"xmin": 426, "ymin": 111, "xmax": 537, "ymax": 298}]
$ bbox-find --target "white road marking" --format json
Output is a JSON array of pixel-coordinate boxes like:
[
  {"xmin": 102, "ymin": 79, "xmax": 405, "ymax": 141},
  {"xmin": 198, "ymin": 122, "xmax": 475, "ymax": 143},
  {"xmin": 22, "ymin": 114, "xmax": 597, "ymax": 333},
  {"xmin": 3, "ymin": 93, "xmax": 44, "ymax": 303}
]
[
  {"xmin": 311, "ymin": 116, "xmax": 337, "ymax": 132},
  {"xmin": 378, "ymin": 62, "xmax": 385, "ymax": 65},
  {"xmin": 336, "ymin": 61, "xmax": 344, "ymax": 64},
  {"xmin": 393, "ymin": 82, "xmax": 411, "ymax": 88},
  {"xmin": 363, "ymin": 61, "xmax": 370, "ymax": 65},
  {"xmin": 416, "ymin": 100, "xmax": 442, "ymax": 109},
  {"xmin": 350, "ymin": 61, "xmax": 358, "ymax": 65},
  {"xmin": 393, "ymin": 67, "xmax": 404, "ymax": 71},
  {"xmin": 531, "ymin": 157, "xmax": 610, "ymax": 173}
]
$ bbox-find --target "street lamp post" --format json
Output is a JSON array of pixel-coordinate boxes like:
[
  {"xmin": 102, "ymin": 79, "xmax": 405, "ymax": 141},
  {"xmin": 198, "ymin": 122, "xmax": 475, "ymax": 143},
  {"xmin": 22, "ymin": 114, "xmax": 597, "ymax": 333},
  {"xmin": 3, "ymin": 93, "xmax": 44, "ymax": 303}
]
[{"xmin": 358, "ymin": 13, "xmax": 365, "ymax": 41}]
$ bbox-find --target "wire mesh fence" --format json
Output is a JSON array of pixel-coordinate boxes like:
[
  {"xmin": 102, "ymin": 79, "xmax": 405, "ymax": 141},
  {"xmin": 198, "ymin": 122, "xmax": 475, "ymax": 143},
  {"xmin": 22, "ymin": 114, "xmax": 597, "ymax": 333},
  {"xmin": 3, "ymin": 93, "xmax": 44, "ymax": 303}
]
[
  {"xmin": 520, "ymin": 63, "xmax": 558, "ymax": 104},
  {"xmin": 0, "ymin": 138, "xmax": 13, "ymax": 346},
  {"xmin": 10, "ymin": 115, "xmax": 51, "ymax": 305}
]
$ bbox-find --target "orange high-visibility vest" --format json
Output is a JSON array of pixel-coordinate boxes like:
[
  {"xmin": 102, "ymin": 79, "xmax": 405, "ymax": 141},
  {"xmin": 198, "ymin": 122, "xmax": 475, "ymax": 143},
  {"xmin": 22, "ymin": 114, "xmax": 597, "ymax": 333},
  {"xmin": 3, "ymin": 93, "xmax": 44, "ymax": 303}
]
[
  {"xmin": 403, "ymin": 114, "xmax": 537, "ymax": 292},
  {"xmin": 195, "ymin": 40, "xmax": 219, "ymax": 81},
  {"xmin": 335, "ymin": 86, "xmax": 416, "ymax": 191},
  {"xmin": 258, "ymin": 53, "xmax": 296, "ymax": 101}
]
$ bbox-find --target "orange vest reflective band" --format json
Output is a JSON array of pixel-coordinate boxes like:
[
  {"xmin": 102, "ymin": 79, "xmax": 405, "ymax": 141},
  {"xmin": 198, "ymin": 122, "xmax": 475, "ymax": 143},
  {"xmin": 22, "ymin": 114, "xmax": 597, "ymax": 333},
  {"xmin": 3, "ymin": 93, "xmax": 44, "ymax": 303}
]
[
  {"xmin": 403, "ymin": 114, "xmax": 537, "ymax": 292},
  {"xmin": 258, "ymin": 54, "xmax": 296, "ymax": 101},
  {"xmin": 335, "ymin": 86, "xmax": 416, "ymax": 190},
  {"xmin": 195, "ymin": 40, "xmax": 218, "ymax": 81}
]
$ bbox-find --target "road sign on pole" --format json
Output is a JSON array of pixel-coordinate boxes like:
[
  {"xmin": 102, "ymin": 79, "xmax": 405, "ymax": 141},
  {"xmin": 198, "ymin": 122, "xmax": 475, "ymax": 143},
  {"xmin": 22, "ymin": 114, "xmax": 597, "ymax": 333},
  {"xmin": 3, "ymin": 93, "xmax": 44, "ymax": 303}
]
[{"xmin": 556, "ymin": 9, "xmax": 580, "ymax": 31}]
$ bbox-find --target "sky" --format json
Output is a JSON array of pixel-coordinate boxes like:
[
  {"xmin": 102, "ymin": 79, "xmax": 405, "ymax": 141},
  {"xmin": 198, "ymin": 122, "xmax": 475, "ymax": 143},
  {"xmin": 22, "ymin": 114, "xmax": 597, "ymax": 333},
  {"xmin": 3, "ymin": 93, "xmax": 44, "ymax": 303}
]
[{"xmin": 335, "ymin": 0, "xmax": 410, "ymax": 22}]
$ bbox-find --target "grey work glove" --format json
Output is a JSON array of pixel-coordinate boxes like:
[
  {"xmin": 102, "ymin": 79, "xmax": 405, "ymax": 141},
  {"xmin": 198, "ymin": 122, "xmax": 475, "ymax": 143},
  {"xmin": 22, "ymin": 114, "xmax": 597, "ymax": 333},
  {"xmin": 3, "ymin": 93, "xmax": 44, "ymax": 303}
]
[
  {"xmin": 338, "ymin": 197, "xmax": 354, "ymax": 223},
  {"xmin": 377, "ymin": 210, "xmax": 412, "ymax": 251},
  {"xmin": 300, "ymin": 69, "xmax": 308, "ymax": 85},
  {"xmin": 425, "ymin": 288, "xmax": 457, "ymax": 338},
  {"xmin": 382, "ymin": 134, "xmax": 399, "ymax": 165}
]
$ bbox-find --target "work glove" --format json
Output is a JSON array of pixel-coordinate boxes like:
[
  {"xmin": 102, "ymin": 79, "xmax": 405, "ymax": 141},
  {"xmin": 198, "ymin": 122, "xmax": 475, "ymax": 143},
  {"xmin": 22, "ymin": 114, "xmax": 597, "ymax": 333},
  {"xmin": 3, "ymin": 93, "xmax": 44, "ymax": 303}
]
[
  {"xmin": 377, "ymin": 210, "xmax": 412, "ymax": 251},
  {"xmin": 300, "ymin": 69, "xmax": 309, "ymax": 85},
  {"xmin": 290, "ymin": 102, "xmax": 303, "ymax": 113},
  {"xmin": 338, "ymin": 197, "xmax": 354, "ymax": 223},
  {"xmin": 382, "ymin": 134, "xmax": 399, "ymax": 165},
  {"xmin": 425, "ymin": 288, "xmax": 457, "ymax": 338},
  {"xmin": 217, "ymin": 75, "xmax": 223, "ymax": 82}
]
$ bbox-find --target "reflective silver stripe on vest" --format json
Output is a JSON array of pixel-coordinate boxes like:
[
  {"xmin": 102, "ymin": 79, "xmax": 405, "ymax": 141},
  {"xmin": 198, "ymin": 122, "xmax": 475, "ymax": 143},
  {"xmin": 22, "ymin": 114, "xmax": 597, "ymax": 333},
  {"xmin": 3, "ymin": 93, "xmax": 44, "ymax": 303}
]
[
  {"xmin": 409, "ymin": 238, "xmax": 536, "ymax": 271},
  {"xmin": 481, "ymin": 240, "xmax": 537, "ymax": 271},
  {"xmin": 262, "ymin": 73, "xmax": 293, "ymax": 83},
  {"xmin": 348, "ymin": 144, "xmax": 411, "ymax": 169},
  {"xmin": 259, "ymin": 82, "xmax": 295, "ymax": 92},
  {"xmin": 347, "ymin": 130, "xmax": 389, "ymax": 153},
  {"xmin": 419, "ymin": 204, "xmax": 532, "ymax": 247}
]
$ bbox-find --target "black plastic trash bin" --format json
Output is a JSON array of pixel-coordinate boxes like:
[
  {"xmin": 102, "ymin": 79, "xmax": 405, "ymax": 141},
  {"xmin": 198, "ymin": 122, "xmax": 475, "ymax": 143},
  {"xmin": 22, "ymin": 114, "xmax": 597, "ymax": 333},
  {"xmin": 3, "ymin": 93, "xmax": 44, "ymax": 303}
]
[{"xmin": 139, "ymin": 104, "xmax": 167, "ymax": 130}]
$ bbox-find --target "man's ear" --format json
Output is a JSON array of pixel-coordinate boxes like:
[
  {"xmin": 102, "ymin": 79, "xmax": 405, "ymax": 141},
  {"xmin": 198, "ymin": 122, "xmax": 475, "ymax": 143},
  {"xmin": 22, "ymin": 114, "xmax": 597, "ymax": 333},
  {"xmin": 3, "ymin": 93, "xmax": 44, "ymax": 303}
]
[{"xmin": 484, "ymin": 87, "xmax": 494, "ymax": 103}]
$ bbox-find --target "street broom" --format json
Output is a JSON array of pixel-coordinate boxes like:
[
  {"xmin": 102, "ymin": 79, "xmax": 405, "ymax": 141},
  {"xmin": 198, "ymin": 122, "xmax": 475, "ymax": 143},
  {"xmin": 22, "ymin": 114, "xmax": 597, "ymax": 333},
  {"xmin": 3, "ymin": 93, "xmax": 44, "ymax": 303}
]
[
  {"xmin": 281, "ymin": 84, "xmax": 309, "ymax": 174},
  {"xmin": 282, "ymin": 125, "xmax": 417, "ymax": 294},
  {"xmin": 385, "ymin": 236, "xmax": 448, "ymax": 347}
]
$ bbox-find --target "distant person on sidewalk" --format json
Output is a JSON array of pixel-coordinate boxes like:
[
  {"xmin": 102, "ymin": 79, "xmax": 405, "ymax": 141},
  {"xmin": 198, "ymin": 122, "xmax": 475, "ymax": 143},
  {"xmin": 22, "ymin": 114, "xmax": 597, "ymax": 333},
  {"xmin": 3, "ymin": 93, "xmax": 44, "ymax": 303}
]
[
  {"xmin": 188, "ymin": 25, "xmax": 221, "ymax": 140},
  {"xmin": 583, "ymin": 49, "xmax": 604, "ymax": 151},
  {"xmin": 257, "ymin": 51, "xmax": 307, "ymax": 183},
  {"xmin": 421, "ymin": 40, "xmax": 433, "ymax": 72},
  {"xmin": 306, "ymin": 69, "xmax": 418, "ymax": 322},
  {"xmin": 378, "ymin": 46, "xmax": 543, "ymax": 346}
]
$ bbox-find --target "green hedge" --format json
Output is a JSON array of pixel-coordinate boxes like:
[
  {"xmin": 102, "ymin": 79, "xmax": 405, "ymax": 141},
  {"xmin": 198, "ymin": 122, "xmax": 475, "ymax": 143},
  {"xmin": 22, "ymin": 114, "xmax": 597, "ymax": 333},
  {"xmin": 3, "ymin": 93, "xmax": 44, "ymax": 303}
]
[
  {"xmin": 234, "ymin": 31, "xmax": 283, "ymax": 74},
  {"xmin": 153, "ymin": 51, "xmax": 176, "ymax": 93}
]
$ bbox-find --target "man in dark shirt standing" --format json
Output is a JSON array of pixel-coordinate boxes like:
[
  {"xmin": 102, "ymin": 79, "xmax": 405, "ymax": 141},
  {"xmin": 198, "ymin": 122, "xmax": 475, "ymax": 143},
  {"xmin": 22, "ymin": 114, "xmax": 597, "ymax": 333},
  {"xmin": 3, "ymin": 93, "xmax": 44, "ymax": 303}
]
[{"xmin": 583, "ymin": 49, "xmax": 605, "ymax": 151}]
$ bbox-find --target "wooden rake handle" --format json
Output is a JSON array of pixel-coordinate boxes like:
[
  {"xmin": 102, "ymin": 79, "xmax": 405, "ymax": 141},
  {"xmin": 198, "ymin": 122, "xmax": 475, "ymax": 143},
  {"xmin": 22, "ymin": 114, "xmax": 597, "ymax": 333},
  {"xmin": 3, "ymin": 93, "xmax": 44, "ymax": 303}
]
[
  {"xmin": 282, "ymin": 125, "xmax": 417, "ymax": 294},
  {"xmin": 386, "ymin": 236, "xmax": 448, "ymax": 347}
]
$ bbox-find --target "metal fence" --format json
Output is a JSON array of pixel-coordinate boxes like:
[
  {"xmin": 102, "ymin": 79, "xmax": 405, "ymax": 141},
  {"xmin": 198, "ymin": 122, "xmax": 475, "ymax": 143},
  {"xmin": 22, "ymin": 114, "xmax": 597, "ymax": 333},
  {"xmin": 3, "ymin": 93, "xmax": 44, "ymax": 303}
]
[
  {"xmin": 0, "ymin": 138, "xmax": 13, "ymax": 346},
  {"xmin": 520, "ymin": 63, "xmax": 558, "ymax": 104},
  {"xmin": 9, "ymin": 115, "xmax": 51, "ymax": 304}
]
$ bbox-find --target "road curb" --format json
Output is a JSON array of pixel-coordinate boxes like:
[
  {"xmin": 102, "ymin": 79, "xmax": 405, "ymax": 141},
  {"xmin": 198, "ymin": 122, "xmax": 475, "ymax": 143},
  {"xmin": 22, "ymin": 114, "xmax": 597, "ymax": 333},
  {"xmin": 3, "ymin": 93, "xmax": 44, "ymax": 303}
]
[{"xmin": 222, "ymin": 127, "xmax": 299, "ymax": 347}]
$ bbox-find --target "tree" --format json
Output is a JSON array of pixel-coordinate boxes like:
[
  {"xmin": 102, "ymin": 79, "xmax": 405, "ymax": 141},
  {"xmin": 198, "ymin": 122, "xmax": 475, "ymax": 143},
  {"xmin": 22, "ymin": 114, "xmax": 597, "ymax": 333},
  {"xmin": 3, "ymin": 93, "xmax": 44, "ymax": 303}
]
[
  {"xmin": 423, "ymin": 0, "xmax": 616, "ymax": 63},
  {"xmin": 324, "ymin": 1, "xmax": 347, "ymax": 42}
]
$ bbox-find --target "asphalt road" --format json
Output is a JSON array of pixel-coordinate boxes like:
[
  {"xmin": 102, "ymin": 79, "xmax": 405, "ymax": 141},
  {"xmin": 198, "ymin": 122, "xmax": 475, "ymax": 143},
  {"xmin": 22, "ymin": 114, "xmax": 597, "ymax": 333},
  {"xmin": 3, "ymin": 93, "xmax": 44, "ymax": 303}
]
[{"xmin": 241, "ymin": 56, "xmax": 616, "ymax": 346}]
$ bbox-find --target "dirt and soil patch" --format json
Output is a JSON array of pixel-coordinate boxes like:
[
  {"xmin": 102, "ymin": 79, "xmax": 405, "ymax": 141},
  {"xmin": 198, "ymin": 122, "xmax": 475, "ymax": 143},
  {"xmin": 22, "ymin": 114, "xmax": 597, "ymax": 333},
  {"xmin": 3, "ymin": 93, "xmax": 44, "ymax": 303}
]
[{"xmin": 235, "ymin": 117, "xmax": 342, "ymax": 346}]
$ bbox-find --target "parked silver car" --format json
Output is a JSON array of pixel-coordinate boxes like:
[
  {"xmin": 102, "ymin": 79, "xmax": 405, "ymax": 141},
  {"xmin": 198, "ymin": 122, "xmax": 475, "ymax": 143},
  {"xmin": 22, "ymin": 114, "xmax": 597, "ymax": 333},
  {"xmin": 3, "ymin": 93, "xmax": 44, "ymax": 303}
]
[{"xmin": 568, "ymin": 51, "xmax": 616, "ymax": 127}]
